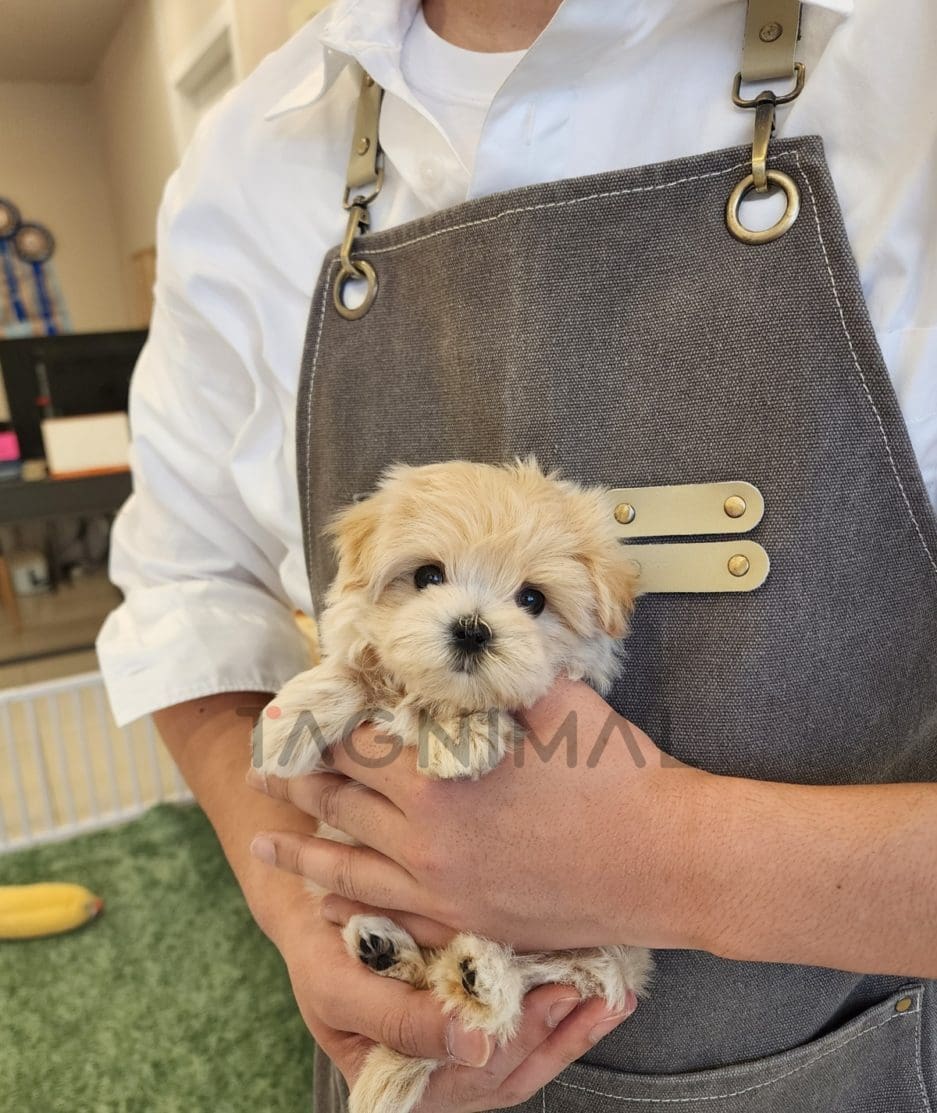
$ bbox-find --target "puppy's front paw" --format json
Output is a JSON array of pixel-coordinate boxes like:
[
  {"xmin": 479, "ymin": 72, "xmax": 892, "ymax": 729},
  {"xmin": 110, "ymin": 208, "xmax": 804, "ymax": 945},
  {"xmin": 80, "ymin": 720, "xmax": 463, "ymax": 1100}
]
[
  {"xmin": 420, "ymin": 709, "xmax": 518, "ymax": 780},
  {"xmin": 254, "ymin": 664, "xmax": 365, "ymax": 778},
  {"xmin": 427, "ymin": 934, "xmax": 525, "ymax": 1043},
  {"xmin": 342, "ymin": 914, "xmax": 428, "ymax": 988}
]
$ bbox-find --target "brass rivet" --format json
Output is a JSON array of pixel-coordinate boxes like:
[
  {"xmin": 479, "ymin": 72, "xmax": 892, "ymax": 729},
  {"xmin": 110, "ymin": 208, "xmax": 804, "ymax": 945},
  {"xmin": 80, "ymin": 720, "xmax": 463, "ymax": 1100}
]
[
  {"xmin": 895, "ymin": 996, "xmax": 913, "ymax": 1013},
  {"xmin": 759, "ymin": 21, "xmax": 783, "ymax": 42},
  {"xmin": 728, "ymin": 554, "xmax": 750, "ymax": 577},
  {"xmin": 356, "ymin": 136, "xmax": 371, "ymax": 156},
  {"xmin": 724, "ymin": 495, "xmax": 747, "ymax": 519},
  {"xmin": 614, "ymin": 503, "xmax": 636, "ymax": 525},
  {"xmin": 364, "ymin": 74, "xmax": 374, "ymax": 86}
]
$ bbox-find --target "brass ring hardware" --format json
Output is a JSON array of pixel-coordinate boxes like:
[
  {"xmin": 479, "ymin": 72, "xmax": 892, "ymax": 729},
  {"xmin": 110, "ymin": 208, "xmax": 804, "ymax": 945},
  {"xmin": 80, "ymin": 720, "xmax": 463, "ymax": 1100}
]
[
  {"xmin": 729, "ymin": 55, "xmax": 805, "ymax": 244},
  {"xmin": 726, "ymin": 169, "xmax": 800, "ymax": 244},
  {"xmin": 732, "ymin": 62, "xmax": 805, "ymax": 108},
  {"xmin": 333, "ymin": 258, "xmax": 378, "ymax": 320}
]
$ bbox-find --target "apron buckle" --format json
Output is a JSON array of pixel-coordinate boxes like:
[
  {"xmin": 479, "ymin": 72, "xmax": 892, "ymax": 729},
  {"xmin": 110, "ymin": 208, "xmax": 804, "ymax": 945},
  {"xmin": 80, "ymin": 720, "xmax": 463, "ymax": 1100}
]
[
  {"xmin": 727, "ymin": 63, "xmax": 805, "ymax": 244},
  {"xmin": 334, "ymin": 65, "xmax": 385, "ymax": 319}
]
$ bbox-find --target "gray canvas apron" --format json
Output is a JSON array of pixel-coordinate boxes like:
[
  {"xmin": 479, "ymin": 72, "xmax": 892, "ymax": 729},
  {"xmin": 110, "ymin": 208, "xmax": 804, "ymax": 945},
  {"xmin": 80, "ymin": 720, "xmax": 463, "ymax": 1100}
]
[{"xmin": 294, "ymin": 27, "xmax": 937, "ymax": 1113}]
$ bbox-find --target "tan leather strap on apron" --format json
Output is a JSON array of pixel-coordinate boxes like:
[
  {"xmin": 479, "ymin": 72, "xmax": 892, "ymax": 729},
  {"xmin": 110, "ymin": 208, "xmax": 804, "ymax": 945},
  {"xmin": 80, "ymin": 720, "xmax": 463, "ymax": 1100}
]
[{"xmin": 741, "ymin": 0, "xmax": 802, "ymax": 83}]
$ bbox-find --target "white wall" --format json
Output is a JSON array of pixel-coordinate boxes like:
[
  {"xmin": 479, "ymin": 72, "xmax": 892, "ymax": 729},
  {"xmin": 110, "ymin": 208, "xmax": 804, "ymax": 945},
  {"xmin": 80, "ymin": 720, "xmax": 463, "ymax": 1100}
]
[
  {"xmin": 0, "ymin": 81, "xmax": 129, "ymax": 336},
  {"xmin": 90, "ymin": 0, "xmax": 309, "ymax": 324},
  {"xmin": 92, "ymin": 0, "xmax": 180, "ymax": 322}
]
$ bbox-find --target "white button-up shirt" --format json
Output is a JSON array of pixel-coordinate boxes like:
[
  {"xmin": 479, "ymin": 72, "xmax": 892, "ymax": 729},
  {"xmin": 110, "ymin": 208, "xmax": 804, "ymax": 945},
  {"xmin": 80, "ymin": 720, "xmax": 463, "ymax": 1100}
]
[{"xmin": 97, "ymin": 0, "xmax": 937, "ymax": 725}]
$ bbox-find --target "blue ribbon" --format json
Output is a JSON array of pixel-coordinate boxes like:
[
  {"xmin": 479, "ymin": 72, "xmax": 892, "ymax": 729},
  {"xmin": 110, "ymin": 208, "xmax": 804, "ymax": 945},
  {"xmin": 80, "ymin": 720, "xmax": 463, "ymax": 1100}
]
[
  {"xmin": 30, "ymin": 261, "xmax": 57, "ymax": 336},
  {"xmin": 0, "ymin": 238, "xmax": 28, "ymax": 325}
]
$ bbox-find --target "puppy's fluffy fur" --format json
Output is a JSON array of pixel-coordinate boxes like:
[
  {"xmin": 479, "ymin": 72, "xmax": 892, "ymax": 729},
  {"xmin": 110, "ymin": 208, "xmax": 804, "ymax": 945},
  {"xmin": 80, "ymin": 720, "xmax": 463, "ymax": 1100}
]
[{"xmin": 258, "ymin": 458, "xmax": 652, "ymax": 1113}]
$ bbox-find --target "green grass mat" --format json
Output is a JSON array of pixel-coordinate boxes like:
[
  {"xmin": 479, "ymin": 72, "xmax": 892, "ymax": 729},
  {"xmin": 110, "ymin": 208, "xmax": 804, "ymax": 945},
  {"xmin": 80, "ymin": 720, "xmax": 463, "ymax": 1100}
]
[{"xmin": 0, "ymin": 804, "xmax": 313, "ymax": 1112}]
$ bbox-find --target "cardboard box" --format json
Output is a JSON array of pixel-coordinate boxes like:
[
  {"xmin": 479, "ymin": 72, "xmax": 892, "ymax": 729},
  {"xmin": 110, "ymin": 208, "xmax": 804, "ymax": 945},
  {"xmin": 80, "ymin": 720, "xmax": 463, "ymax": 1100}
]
[{"xmin": 40, "ymin": 413, "xmax": 130, "ymax": 478}]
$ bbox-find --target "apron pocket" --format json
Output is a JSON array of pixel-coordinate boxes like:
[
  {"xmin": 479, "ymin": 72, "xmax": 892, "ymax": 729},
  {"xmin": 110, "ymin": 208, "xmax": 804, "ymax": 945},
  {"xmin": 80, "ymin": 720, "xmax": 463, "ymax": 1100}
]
[{"xmin": 545, "ymin": 986, "xmax": 931, "ymax": 1112}]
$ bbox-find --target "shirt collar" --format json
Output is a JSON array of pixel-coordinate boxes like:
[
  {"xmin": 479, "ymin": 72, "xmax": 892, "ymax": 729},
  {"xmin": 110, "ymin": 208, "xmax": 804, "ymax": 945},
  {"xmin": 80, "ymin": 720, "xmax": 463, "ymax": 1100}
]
[{"xmin": 265, "ymin": 0, "xmax": 853, "ymax": 121}]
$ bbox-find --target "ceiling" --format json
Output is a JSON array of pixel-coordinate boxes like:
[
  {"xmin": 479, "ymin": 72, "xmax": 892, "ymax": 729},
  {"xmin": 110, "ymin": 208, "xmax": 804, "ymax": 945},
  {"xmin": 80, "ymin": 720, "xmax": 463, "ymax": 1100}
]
[{"xmin": 0, "ymin": 0, "xmax": 134, "ymax": 83}]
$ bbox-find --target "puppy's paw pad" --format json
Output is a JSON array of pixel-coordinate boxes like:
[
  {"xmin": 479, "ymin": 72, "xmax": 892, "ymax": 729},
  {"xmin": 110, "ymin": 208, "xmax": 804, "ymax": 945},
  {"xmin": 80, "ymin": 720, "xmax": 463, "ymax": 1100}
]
[
  {"xmin": 358, "ymin": 932, "xmax": 398, "ymax": 973},
  {"xmin": 343, "ymin": 914, "xmax": 429, "ymax": 988},
  {"xmin": 459, "ymin": 957, "xmax": 478, "ymax": 998},
  {"xmin": 429, "ymin": 935, "xmax": 525, "ymax": 1041}
]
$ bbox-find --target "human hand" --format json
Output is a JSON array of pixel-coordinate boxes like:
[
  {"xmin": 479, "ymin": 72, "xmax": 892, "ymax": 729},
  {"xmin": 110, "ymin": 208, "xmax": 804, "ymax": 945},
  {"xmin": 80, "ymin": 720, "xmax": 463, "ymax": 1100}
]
[
  {"xmin": 272, "ymin": 889, "xmax": 636, "ymax": 1109},
  {"xmin": 249, "ymin": 677, "xmax": 716, "ymax": 953}
]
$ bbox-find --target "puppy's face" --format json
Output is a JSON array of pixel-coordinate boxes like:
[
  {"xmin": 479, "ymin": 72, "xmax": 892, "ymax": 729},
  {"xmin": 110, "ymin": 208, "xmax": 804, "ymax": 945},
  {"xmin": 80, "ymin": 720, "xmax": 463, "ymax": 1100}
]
[{"xmin": 326, "ymin": 460, "xmax": 636, "ymax": 710}]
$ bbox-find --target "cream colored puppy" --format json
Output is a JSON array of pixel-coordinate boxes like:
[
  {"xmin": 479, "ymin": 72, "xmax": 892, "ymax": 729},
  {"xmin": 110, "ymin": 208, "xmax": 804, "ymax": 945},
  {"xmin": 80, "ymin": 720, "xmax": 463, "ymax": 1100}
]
[{"xmin": 257, "ymin": 458, "xmax": 652, "ymax": 1113}]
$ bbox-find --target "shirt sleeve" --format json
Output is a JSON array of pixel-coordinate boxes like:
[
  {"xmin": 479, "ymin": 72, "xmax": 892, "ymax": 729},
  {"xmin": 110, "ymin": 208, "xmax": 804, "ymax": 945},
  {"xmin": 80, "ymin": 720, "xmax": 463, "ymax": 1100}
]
[{"xmin": 96, "ymin": 168, "xmax": 311, "ymax": 726}]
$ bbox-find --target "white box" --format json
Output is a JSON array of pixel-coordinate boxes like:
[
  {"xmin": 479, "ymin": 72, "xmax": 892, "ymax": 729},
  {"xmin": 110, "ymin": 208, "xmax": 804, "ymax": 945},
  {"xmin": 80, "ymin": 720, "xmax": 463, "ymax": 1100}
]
[{"xmin": 40, "ymin": 413, "xmax": 130, "ymax": 478}]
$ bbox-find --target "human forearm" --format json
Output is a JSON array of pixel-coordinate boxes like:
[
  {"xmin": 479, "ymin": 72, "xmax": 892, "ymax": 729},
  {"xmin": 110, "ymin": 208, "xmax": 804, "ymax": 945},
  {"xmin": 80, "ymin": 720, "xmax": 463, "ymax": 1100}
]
[
  {"xmin": 693, "ymin": 773, "xmax": 937, "ymax": 977},
  {"xmin": 153, "ymin": 691, "xmax": 318, "ymax": 947}
]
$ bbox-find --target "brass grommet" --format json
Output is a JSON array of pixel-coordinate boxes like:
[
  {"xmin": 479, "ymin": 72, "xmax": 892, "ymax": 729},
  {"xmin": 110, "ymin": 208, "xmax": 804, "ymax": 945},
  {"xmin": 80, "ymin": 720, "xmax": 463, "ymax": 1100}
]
[
  {"xmin": 895, "ymin": 996, "xmax": 913, "ymax": 1014},
  {"xmin": 356, "ymin": 136, "xmax": 371, "ymax": 156},
  {"xmin": 726, "ymin": 169, "xmax": 800, "ymax": 245},
  {"xmin": 759, "ymin": 21, "xmax": 783, "ymax": 42},
  {"xmin": 614, "ymin": 503, "xmax": 636, "ymax": 525},
  {"xmin": 333, "ymin": 259, "xmax": 378, "ymax": 320},
  {"xmin": 724, "ymin": 495, "xmax": 747, "ymax": 519},
  {"xmin": 728, "ymin": 554, "xmax": 750, "ymax": 577}
]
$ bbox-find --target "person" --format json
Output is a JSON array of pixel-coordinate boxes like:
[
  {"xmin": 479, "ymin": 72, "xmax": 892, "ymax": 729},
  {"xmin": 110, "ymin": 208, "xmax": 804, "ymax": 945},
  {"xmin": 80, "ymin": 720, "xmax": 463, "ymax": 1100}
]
[{"xmin": 97, "ymin": 1, "xmax": 937, "ymax": 1110}]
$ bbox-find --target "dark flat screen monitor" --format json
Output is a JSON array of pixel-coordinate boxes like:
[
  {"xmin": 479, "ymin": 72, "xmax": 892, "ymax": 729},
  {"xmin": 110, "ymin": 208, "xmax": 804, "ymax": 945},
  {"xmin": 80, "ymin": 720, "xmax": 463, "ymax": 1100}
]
[{"xmin": 0, "ymin": 330, "xmax": 147, "ymax": 460}]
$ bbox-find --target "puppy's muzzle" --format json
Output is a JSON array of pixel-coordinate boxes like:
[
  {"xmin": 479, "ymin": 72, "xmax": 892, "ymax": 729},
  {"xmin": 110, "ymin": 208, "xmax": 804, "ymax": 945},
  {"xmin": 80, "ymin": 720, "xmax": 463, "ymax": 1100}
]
[{"xmin": 450, "ymin": 614, "xmax": 493, "ymax": 657}]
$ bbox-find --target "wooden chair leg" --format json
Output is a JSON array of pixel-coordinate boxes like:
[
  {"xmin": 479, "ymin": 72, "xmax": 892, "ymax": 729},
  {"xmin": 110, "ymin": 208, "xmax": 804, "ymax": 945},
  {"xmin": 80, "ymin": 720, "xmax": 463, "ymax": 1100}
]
[{"xmin": 0, "ymin": 554, "xmax": 22, "ymax": 634}]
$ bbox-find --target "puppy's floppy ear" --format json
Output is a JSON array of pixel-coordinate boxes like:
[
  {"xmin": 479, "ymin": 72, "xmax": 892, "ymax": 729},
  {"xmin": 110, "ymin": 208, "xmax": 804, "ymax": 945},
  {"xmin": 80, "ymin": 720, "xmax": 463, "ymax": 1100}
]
[
  {"xmin": 325, "ymin": 494, "xmax": 383, "ymax": 593},
  {"xmin": 579, "ymin": 542, "xmax": 638, "ymax": 639}
]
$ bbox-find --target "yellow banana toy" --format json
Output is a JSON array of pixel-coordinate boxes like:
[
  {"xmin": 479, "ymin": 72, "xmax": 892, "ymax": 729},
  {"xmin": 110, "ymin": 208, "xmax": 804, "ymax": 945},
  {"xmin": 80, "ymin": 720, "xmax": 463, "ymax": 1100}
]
[{"xmin": 0, "ymin": 883, "xmax": 104, "ymax": 940}]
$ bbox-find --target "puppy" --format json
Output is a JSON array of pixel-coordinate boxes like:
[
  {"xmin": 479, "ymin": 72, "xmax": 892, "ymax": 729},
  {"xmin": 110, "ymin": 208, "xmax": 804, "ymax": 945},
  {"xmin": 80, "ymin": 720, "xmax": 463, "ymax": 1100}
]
[{"xmin": 257, "ymin": 458, "xmax": 652, "ymax": 1113}]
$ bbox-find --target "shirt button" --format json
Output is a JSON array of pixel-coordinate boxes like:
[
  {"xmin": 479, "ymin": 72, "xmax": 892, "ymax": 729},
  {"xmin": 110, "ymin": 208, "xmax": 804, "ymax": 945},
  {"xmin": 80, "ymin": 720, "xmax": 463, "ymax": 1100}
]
[{"xmin": 420, "ymin": 158, "xmax": 442, "ymax": 186}]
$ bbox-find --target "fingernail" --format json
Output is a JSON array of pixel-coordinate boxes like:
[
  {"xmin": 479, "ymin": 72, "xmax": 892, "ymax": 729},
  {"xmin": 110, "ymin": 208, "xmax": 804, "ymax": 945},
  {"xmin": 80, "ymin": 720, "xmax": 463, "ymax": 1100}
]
[
  {"xmin": 250, "ymin": 835, "xmax": 276, "ymax": 865},
  {"xmin": 446, "ymin": 1019, "xmax": 491, "ymax": 1067},
  {"xmin": 546, "ymin": 996, "xmax": 581, "ymax": 1029},
  {"xmin": 588, "ymin": 991, "xmax": 638, "ymax": 1044},
  {"xmin": 245, "ymin": 768, "xmax": 268, "ymax": 791}
]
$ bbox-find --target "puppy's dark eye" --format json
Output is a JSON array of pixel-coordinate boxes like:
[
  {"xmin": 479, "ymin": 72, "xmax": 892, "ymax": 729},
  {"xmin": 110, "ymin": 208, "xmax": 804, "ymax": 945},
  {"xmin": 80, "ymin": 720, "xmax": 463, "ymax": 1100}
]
[
  {"xmin": 515, "ymin": 585, "xmax": 546, "ymax": 616},
  {"xmin": 414, "ymin": 564, "xmax": 445, "ymax": 589}
]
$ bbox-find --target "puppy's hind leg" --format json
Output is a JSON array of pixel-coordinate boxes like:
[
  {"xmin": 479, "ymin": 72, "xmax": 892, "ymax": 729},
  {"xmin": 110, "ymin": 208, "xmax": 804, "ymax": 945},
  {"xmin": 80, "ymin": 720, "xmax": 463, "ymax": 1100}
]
[
  {"xmin": 523, "ymin": 944, "xmax": 654, "ymax": 1012},
  {"xmin": 342, "ymin": 914, "xmax": 429, "ymax": 989},
  {"xmin": 427, "ymin": 933, "xmax": 526, "ymax": 1045},
  {"xmin": 343, "ymin": 916, "xmax": 439, "ymax": 1113}
]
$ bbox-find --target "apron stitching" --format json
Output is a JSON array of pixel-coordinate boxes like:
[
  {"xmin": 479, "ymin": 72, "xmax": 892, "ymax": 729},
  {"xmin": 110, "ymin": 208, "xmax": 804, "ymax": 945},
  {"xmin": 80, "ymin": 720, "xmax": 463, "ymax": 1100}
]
[
  {"xmin": 552, "ymin": 1003, "xmax": 919, "ymax": 1104},
  {"xmin": 542, "ymin": 1085, "xmax": 547, "ymax": 1112},
  {"xmin": 913, "ymin": 986, "xmax": 935, "ymax": 1113},
  {"xmin": 794, "ymin": 150, "xmax": 937, "ymax": 577},
  {"xmin": 354, "ymin": 154, "xmax": 795, "ymax": 258},
  {"xmin": 305, "ymin": 262, "xmax": 336, "ymax": 578}
]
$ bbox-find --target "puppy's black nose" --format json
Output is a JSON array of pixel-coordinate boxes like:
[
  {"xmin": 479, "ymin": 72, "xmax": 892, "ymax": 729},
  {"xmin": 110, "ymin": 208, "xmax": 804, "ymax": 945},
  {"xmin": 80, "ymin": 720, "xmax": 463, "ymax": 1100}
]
[{"xmin": 451, "ymin": 614, "xmax": 492, "ymax": 654}]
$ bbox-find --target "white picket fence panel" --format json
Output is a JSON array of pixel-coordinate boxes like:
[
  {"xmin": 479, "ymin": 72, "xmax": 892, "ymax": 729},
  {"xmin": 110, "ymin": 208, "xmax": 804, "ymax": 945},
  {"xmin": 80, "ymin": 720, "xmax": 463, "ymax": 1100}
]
[{"xmin": 0, "ymin": 671, "xmax": 192, "ymax": 854}]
